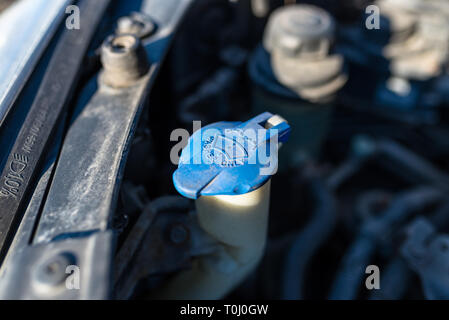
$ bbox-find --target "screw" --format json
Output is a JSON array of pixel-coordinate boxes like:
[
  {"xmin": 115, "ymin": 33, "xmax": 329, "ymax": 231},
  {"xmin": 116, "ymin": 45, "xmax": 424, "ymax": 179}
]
[
  {"xmin": 116, "ymin": 12, "xmax": 156, "ymax": 39},
  {"xmin": 34, "ymin": 253, "xmax": 75, "ymax": 287},
  {"xmin": 170, "ymin": 224, "xmax": 189, "ymax": 244}
]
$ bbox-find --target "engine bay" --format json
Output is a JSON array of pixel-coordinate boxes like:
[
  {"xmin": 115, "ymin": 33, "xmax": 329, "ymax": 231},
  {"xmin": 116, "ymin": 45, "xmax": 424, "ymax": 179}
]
[{"xmin": 1, "ymin": 0, "xmax": 449, "ymax": 300}]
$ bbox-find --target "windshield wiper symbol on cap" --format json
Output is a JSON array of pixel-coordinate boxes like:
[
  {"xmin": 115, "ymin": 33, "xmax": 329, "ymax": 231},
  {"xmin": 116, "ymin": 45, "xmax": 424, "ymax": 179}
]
[{"xmin": 210, "ymin": 134, "xmax": 248, "ymax": 167}]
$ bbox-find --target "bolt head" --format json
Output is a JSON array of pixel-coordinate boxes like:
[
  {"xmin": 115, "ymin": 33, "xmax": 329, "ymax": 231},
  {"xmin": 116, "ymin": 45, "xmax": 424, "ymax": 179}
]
[
  {"xmin": 116, "ymin": 12, "xmax": 156, "ymax": 39},
  {"xmin": 34, "ymin": 253, "xmax": 75, "ymax": 287},
  {"xmin": 169, "ymin": 224, "xmax": 189, "ymax": 244}
]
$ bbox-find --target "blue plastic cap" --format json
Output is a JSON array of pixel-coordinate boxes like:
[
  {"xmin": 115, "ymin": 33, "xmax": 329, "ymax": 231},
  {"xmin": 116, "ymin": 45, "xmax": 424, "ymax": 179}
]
[{"xmin": 173, "ymin": 112, "xmax": 290, "ymax": 199}]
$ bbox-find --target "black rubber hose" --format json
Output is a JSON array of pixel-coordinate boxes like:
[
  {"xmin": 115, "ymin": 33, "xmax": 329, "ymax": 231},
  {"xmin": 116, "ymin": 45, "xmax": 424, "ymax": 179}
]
[
  {"xmin": 282, "ymin": 179, "xmax": 336, "ymax": 300},
  {"xmin": 329, "ymin": 187, "xmax": 442, "ymax": 300},
  {"xmin": 371, "ymin": 201, "xmax": 449, "ymax": 300},
  {"xmin": 369, "ymin": 257, "xmax": 411, "ymax": 300}
]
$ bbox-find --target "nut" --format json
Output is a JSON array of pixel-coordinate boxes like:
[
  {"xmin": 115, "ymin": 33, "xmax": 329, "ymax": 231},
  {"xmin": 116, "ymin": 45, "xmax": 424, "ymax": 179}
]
[{"xmin": 101, "ymin": 34, "xmax": 150, "ymax": 88}]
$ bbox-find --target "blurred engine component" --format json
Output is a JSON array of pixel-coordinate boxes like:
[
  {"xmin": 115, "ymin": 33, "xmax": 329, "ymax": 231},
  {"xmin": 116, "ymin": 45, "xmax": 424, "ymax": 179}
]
[{"xmin": 249, "ymin": 4, "xmax": 347, "ymax": 165}]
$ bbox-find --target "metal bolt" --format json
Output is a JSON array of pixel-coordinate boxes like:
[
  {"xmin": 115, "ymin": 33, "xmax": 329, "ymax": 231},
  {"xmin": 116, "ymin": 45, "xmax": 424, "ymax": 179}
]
[
  {"xmin": 101, "ymin": 34, "xmax": 150, "ymax": 88},
  {"xmin": 170, "ymin": 224, "xmax": 189, "ymax": 244},
  {"xmin": 34, "ymin": 253, "xmax": 75, "ymax": 287},
  {"xmin": 116, "ymin": 12, "xmax": 156, "ymax": 39}
]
